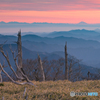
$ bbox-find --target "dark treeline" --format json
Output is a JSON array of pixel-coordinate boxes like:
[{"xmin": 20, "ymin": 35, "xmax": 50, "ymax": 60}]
[
  {"xmin": 22, "ymin": 57, "xmax": 100, "ymax": 82},
  {"xmin": 3, "ymin": 56, "xmax": 100, "ymax": 82}
]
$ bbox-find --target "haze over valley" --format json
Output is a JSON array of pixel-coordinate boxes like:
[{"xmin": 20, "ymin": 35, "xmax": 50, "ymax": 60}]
[
  {"xmin": 1, "ymin": 27, "xmax": 100, "ymax": 69},
  {"xmin": 1, "ymin": 21, "xmax": 100, "ymax": 34}
]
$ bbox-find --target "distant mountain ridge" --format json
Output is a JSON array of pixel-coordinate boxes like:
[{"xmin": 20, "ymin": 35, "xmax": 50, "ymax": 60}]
[
  {"xmin": 45, "ymin": 29, "xmax": 100, "ymax": 42},
  {"xmin": 1, "ymin": 30, "xmax": 100, "ymax": 68},
  {"xmin": 0, "ymin": 21, "xmax": 100, "ymax": 34},
  {"xmin": 1, "ymin": 33, "xmax": 100, "ymax": 49},
  {"xmin": 1, "ymin": 21, "xmax": 100, "ymax": 28},
  {"xmin": 0, "ymin": 21, "xmax": 88, "ymax": 24},
  {"xmin": 1, "ymin": 21, "xmax": 100, "ymax": 33},
  {"xmin": 2, "ymin": 29, "xmax": 99, "ymax": 42},
  {"xmin": 77, "ymin": 21, "xmax": 88, "ymax": 25}
]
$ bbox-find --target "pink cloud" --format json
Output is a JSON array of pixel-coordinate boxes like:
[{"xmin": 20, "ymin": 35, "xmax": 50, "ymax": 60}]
[
  {"xmin": 0, "ymin": 0, "xmax": 100, "ymax": 11},
  {"xmin": 1, "ymin": 0, "xmax": 100, "ymax": 24}
]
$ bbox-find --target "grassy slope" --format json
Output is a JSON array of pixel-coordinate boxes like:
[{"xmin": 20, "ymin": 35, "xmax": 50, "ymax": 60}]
[{"xmin": 0, "ymin": 80, "xmax": 100, "ymax": 100}]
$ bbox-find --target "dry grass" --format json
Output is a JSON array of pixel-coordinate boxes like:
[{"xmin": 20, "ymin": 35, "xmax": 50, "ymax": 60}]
[{"xmin": 0, "ymin": 80, "xmax": 100, "ymax": 100}]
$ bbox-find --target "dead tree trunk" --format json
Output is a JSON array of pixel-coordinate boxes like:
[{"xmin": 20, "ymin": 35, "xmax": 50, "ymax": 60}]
[
  {"xmin": 0, "ymin": 31, "xmax": 35, "ymax": 86},
  {"xmin": 87, "ymin": 71, "xmax": 90, "ymax": 80},
  {"xmin": 17, "ymin": 30, "xmax": 24, "ymax": 80},
  {"xmin": 65, "ymin": 42, "xmax": 68, "ymax": 80},
  {"xmin": 38, "ymin": 54, "xmax": 45, "ymax": 81},
  {"xmin": 0, "ymin": 69, "xmax": 2, "ymax": 83}
]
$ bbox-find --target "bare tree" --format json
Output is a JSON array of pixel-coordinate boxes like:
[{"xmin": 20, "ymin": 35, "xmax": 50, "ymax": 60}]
[
  {"xmin": 38, "ymin": 54, "xmax": 45, "ymax": 81},
  {"xmin": 22, "ymin": 57, "xmax": 52, "ymax": 81},
  {"xmin": 0, "ymin": 31, "xmax": 35, "ymax": 86},
  {"xmin": 76, "ymin": 64, "xmax": 82, "ymax": 81},
  {"xmin": 17, "ymin": 30, "xmax": 24, "ymax": 80},
  {"xmin": 68, "ymin": 56, "xmax": 82, "ymax": 82},
  {"xmin": 0, "ymin": 63, "xmax": 7, "ymax": 83},
  {"xmin": 22, "ymin": 57, "xmax": 64, "ymax": 81},
  {"xmin": 42, "ymin": 57, "xmax": 52, "ymax": 80},
  {"xmin": 50, "ymin": 58, "xmax": 64, "ymax": 81},
  {"xmin": 87, "ymin": 71, "xmax": 90, "ymax": 80},
  {"xmin": 65, "ymin": 42, "xmax": 68, "ymax": 80},
  {"xmin": 22, "ymin": 59, "xmax": 40, "ymax": 81},
  {"xmin": 0, "ymin": 68, "xmax": 2, "ymax": 83},
  {"xmin": 68, "ymin": 62, "xmax": 72, "ymax": 80}
]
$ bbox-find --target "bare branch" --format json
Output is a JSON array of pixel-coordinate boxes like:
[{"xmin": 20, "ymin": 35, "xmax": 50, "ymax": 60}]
[
  {"xmin": 8, "ymin": 37, "xmax": 32, "ymax": 82},
  {"xmin": 23, "ymin": 87, "xmax": 27, "ymax": 97},
  {"xmin": 0, "ymin": 31, "xmax": 36, "ymax": 86},
  {"xmin": 0, "ymin": 40, "xmax": 7, "ymax": 48},
  {"xmin": 0, "ymin": 47, "xmax": 23, "ymax": 80},
  {"xmin": 0, "ymin": 63, "xmax": 35, "ymax": 86}
]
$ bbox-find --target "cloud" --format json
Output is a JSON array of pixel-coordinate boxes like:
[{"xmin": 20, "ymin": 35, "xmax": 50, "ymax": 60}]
[{"xmin": 0, "ymin": 0, "xmax": 100, "ymax": 11}]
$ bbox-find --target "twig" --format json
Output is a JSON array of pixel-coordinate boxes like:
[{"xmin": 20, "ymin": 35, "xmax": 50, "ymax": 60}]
[
  {"xmin": 23, "ymin": 87, "xmax": 27, "ymax": 97},
  {"xmin": 2, "ymin": 96, "xmax": 4, "ymax": 100}
]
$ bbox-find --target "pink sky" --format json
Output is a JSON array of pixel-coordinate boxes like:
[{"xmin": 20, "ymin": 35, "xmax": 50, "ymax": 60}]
[{"xmin": 0, "ymin": 0, "xmax": 100, "ymax": 23}]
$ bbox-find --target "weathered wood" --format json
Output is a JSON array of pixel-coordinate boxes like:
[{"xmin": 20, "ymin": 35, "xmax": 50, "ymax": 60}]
[
  {"xmin": 17, "ymin": 30, "xmax": 24, "ymax": 79},
  {"xmin": 0, "ymin": 47, "xmax": 23, "ymax": 80},
  {"xmin": 23, "ymin": 87, "xmax": 27, "ymax": 97},
  {"xmin": 0, "ymin": 30, "xmax": 36, "ymax": 86},
  {"xmin": 65, "ymin": 42, "xmax": 68, "ymax": 80},
  {"xmin": 87, "ymin": 71, "xmax": 90, "ymax": 80},
  {"xmin": 0, "ymin": 63, "xmax": 35, "ymax": 86},
  {"xmin": 0, "ymin": 69, "xmax": 2, "ymax": 83},
  {"xmin": 2, "ymin": 96, "xmax": 4, "ymax": 100},
  {"xmin": 38, "ymin": 54, "xmax": 45, "ymax": 81},
  {"xmin": 17, "ymin": 30, "xmax": 22, "ymax": 69}
]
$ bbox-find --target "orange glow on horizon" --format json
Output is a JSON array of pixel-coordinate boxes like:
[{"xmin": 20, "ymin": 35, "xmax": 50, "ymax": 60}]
[{"xmin": 1, "ymin": 10, "xmax": 100, "ymax": 24}]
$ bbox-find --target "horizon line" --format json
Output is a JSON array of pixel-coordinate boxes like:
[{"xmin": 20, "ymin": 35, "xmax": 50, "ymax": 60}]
[{"xmin": 1, "ymin": 21, "xmax": 99, "ymax": 24}]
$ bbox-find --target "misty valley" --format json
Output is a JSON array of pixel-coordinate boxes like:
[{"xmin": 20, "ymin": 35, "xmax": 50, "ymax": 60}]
[
  {"xmin": 0, "ymin": 29, "xmax": 100, "ymax": 82},
  {"xmin": 0, "ymin": 28, "xmax": 100, "ymax": 100}
]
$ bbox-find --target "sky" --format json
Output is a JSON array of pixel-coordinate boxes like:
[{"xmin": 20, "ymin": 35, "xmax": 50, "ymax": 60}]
[{"xmin": 1, "ymin": 0, "xmax": 100, "ymax": 24}]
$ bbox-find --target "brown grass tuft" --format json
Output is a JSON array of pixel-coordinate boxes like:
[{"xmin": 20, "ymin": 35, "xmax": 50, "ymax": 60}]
[{"xmin": 0, "ymin": 80, "xmax": 100, "ymax": 100}]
